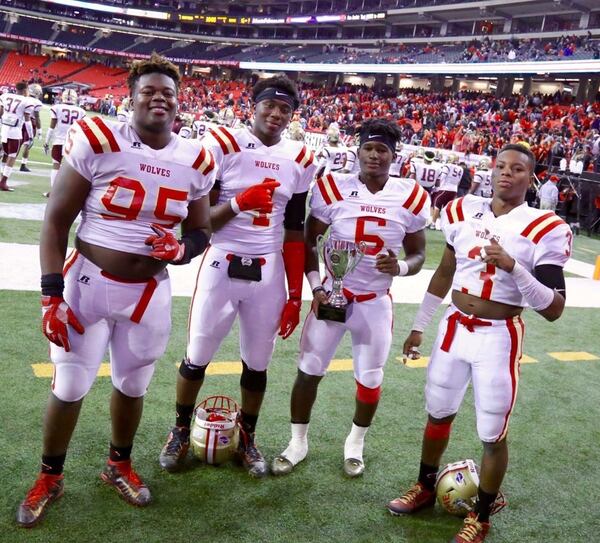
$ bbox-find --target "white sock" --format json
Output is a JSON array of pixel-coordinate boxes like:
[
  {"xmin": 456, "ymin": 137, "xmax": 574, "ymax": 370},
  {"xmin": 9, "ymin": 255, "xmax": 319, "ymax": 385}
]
[
  {"xmin": 280, "ymin": 422, "xmax": 309, "ymax": 465},
  {"xmin": 344, "ymin": 423, "xmax": 369, "ymax": 461},
  {"xmin": 2, "ymin": 165, "xmax": 13, "ymax": 179},
  {"xmin": 50, "ymin": 169, "xmax": 58, "ymax": 187},
  {"xmin": 21, "ymin": 158, "xmax": 28, "ymax": 166}
]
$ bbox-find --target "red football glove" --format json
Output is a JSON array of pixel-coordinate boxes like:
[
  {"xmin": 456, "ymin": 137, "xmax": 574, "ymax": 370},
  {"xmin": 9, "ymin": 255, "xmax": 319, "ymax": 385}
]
[
  {"xmin": 144, "ymin": 223, "xmax": 185, "ymax": 262},
  {"xmin": 235, "ymin": 180, "xmax": 280, "ymax": 213},
  {"xmin": 279, "ymin": 298, "xmax": 302, "ymax": 339},
  {"xmin": 41, "ymin": 296, "xmax": 85, "ymax": 352}
]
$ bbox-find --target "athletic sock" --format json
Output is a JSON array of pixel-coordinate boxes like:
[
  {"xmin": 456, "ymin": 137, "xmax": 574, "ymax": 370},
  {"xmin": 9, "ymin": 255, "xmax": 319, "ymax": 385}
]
[
  {"xmin": 344, "ymin": 422, "xmax": 369, "ymax": 461},
  {"xmin": 240, "ymin": 411, "xmax": 258, "ymax": 434},
  {"xmin": 109, "ymin": 443, "xmax": 132, "ymax": 462},
  {"xmin": 41, "ymin": 454, "xmax": 66, "ymax": 476},
  {"xmin": 418, "ymin": 461, "xmax": 439, "ymax": 491},
  {"xmin": 175, "ymin": 402, "xmax": 195, "ymax": 429},
  {"xmin": 280, "ymin": 422, "xmax": 309, "ymax": 465},
  {"xmin": 475, "ymin": 488, "xmax": 497, "ymax": 522}
]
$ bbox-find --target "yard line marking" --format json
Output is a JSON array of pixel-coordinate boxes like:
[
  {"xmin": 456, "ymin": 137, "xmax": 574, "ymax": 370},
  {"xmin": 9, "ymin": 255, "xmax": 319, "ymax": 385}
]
[
  {"xmin": 520, "ymin": 354, "xmax": 538, "ymax": 364},
  {"xmin": 396, "ymin": 356, "xmax": 430, "ymax": 368},
  {"xmin": 32, "ymin": 362, "xmax": 111, "ymax": 377},
  {"xmin": 548, "ymin": 351, "xmax": 599, "ymax": 362},
  {"xmin": 575, "ymin": 247, "xmax": 595, "ymax": 254}
]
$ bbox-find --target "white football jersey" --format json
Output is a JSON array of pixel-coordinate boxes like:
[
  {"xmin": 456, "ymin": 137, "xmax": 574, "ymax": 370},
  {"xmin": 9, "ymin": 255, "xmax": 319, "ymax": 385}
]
[
  {"xmin": 192, "ymin": 120, "xmax": 219, "ymax": 140},
  {"xmin": 442, "ymin": 195, "xmax": 571, "ymax": 307},
  {"xmin": 178, "ymin": 126, "xmax": 192, "ymax": 139},
  {"xmin": 438, "ymin": 163, "xmax": 463, "ymax": 192},
  {"xmin": 389, "ymin": 151, "xmax": 410, "ymax": 177},
  {"xmin": 49, "ymin": 103, "xmax": 86, "ymax": 145},
  {"xmin": 472, "ymin": 169, "xmax": 493, "ymax": 197},
  {"xmin": 27, "ymin": 96, "xmax": 43, "ymax": 118},
  {"xmin": 343, "ymin": 146, "xmax": 360, "ymax": 174},
  {"xmin": 0, "ymin": 92, "xmax": 33, "ymax": 139},
  {"xmin": 65, "ymin": 116, "xmax": 216, "ymax": 256},
  {"xmin": 205, "ymin": 126, "xmax": 317, "ymax": 254},
  {"xmin": 116, "ymin": 107, "xmax": 131, "ymax": 123},
  {"xmin": 311, "ymin": 173, "xmax": 430, "ymax": 294},
  {"xmin": 411, "ymin": 161, "xmax": 443, "ymax": 190},
  {"xmin": 317, "ymin": 144, "xmax": 348, "ymax": 174}
]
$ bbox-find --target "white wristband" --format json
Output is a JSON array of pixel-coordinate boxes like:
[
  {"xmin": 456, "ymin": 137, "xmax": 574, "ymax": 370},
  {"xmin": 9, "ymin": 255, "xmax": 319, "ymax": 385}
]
[
  {"xmin": 397, "ymin": 260, "xmax": 409, "ymax": 277},
  {"xmin": 307, "ymin": 270, "xmax": 322, "ymax": 291},
  {"xmin": 511, "ymin": 261, "xmax": 555, "ymax": 311},
  {"xmin": 229, "ymin": 196, "xmax": 241, "ymax": 215},
  {"xmin": 412, "ymin": 291, "xmax": 444, "ymax": 332}
]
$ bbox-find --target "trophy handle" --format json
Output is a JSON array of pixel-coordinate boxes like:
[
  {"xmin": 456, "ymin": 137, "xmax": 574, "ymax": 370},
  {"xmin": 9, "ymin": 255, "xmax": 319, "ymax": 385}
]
[
  {"xmin": 316, "ymin": 234, "xmax": 332, "ymax": 276},
  {"xmin": 346, "ymin": 241, "xmax": 367, "ymax": 275}
]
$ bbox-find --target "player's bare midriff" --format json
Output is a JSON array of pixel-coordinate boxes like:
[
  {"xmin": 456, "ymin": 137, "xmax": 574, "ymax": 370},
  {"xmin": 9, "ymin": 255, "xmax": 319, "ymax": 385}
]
[
  {"xmin": 76, "ymin": 237, "xmax": 167, "ymax": 280},
  {"xmin": 452, "ymin": 290, "xmax": 523, "ymax": 320}
]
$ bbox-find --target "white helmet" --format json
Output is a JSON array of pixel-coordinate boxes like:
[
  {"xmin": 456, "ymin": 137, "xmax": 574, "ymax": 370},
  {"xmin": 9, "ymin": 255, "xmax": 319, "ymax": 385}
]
[
  {"xmin": 326, "ymin": 126, "xmax": 340, "ymax": 144},
  {"xmin": 190, "ymin": 395, "xmax": 240, "ymax": 465},
  {"xmin": 478, "ymin": 157, "xmax": 491, "ymax": 170},
  {"xmin": 28, "ymin": 83, "xmax": 42, "ymax": 99},
  {"xmin": 447, "ymin": 153, "xmax": 459, "ymax": 164},
  {"xmin": 287, "ymin": 121, "xmax": 305, "ymax": 142},
  {"xmin": 62, "ymin": 89, "xmax": 78, "ymax": 105}
]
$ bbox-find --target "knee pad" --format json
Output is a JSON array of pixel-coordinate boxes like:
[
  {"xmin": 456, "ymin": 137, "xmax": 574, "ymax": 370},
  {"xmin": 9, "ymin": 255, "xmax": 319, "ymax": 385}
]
[
  {"xmin": 240, "ymin": 360, "xmax": 267, "ymax": 392},
  {"xmin": 113, "ymin": 362, "xmax": 155, "ymax": 398},
  {"xmin": 179, "ymin": 358, "xmax": 207, "ymax": 381},
  {"xmin": 52, "ymin": 364, "xmax": 95, "ymax": 402},
  {"xmin": 424, "ymin": 419, "xmax": 453, "ymax": 440},
  {"xmin": 356, "ymin": 380, "xmax": 381, "ymax": 404}
]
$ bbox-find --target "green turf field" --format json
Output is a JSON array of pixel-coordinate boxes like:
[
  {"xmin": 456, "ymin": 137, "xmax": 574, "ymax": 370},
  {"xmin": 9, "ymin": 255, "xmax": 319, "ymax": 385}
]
[{"xmin": 1, "ymin": 111, "xmax": 599, "ymax": 542}]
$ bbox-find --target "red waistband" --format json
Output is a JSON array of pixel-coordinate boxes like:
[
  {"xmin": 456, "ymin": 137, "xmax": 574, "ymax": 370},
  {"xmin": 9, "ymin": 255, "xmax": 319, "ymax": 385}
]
[
  {"xmin": 342, "ymin": 287, "xmax": 378, "ymax": 304},
  {"xmin": 440, "ymin": 311, "xmax": 493, "ymax": 353}
]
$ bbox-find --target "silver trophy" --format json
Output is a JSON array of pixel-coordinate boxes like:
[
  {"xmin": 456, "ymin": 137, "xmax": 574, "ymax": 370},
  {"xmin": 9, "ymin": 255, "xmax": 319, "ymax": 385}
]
[{"xmin": 316, "ymin": 235, "xmax": 366, "ymax": 323}]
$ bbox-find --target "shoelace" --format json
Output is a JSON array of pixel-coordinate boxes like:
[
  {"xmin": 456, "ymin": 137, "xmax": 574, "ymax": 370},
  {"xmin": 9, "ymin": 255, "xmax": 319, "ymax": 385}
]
[
  {"xmin": 457, "ymin": 516, "xmax": 483, "ymax": 542},
  {"xmin": 111, "ymin": 462, "xmax": 143, "ymax": 487},
  {"xmin": 399, "ymin": 483, "xmax": 426, "ymax": 504},
  {"xmin": 165, "ymin": 429, "xmax": 188, "ymax": 454},
  {"xmin": 24, "ymin": 476, "xmax": 58, "ymax": 507}
]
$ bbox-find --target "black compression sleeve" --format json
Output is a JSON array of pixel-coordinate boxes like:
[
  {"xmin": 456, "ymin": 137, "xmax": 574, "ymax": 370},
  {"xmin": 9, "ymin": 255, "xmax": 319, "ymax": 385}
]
[
  {"xmin": 283, "ymin": 191, "xmax": 308, "ymax": 231},
  {"xmin": 174, "ymin": 228, "xmax": 210, "ymax": 265},
  {"xmin": 534, "ymin": 264, "xmax": 566, "ymax": 300}
]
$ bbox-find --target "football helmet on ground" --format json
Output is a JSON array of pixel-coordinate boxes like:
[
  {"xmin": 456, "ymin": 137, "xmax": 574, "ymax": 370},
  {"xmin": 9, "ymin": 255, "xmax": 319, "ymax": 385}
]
[{"xmin": 190, "ymin": 395, "xmax": 240, "ymax": 465}]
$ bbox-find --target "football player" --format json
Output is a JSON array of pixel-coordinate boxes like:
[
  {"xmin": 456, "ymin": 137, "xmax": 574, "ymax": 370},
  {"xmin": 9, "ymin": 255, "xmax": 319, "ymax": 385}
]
[
  {"xmin": 271, "ymin": 119, "xmax": 429, "ymax": 478},
  {"xmin": 388, "ymin": 142, "xmax": 410, "ymax": 178},
  {"xmin": 0, "ymin": 81, "xmax": 33, "ymax": 191},
  {"xmin": 16, "ymin": 54, "xmax": 215, "ymax": 528},
  {"xmin": 316, "ymin": 125, "xmax": 348, "ymax": 178},
  {"xmin": 192, "ymin": 111, "xmax": 219, "ymax": 140},
  {"xmin": 159, "ymin": 74, "xmax": 317, "ymax": 478},
  {"xmin": 469, "ymin": 157, "xmax": 493, "ymax": 197},
  {"xmin": 410, "ymin": 149, "xmax": 443, "ymax": 194},
  {"xmin": 387, "ymin": 144, "xmax": 571, "ymax": 543},
  {"xmin": 18, "ymin": 83, "xmax": 43, "ymax": 172},
  {"xmin": 430, "ymin": 153, "xmax": 463, "ymax": 230},
  {"xmin": 43, "ymin": 89, "xmax": 86, "ymax": 198},
  {"xmin": 341, "ymin": 133, "xmax": 361, "ymax": 175},
  {"xmin": 116, "ymin": 96, "xmax": 131, "ymax": 123}
]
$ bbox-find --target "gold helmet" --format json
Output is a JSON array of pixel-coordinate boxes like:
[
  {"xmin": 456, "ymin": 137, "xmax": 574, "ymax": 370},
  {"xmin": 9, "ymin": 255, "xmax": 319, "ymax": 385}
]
[
  {"xmin": 436, "ymin": 459, "xmax": 480, "ymax": 517},
  {"xmin": 478, "ymin": 157, "xmax": 491, "ymax": 170},
  {"xmin": 28, "ymin": 83, "xmax": 42, "ymax": 99},
  {"xmin": 62, "ymin": 89, "xmax": 78, "ymax": 105},
  {"xmin": 415, "ymin": 147, "xmax": 425, "ymax": 159},
  {"xmin": 190, "ymin": 395, "xmax": 240, "ymax": 465},
  {"xmin": 447, "ymin": 153, "xmax": 459, "ymax": 164},
  {"xmin": 287, "ymin": 120, "xmax": 305, "ymax": 141},
  {"xmin": 326, "ymin": 125, "xmax": 340, "ymax": 144}
]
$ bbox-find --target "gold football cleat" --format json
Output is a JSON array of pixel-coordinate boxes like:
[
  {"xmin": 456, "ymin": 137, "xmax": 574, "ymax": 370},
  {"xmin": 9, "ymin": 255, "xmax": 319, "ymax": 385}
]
[
  {"xmin": 271, "ymin": 455, "xmax": 295, "ymax": 476},
  {"xmin": 343, "ymin": 458, "xmax": 364, "ymax": 478}
]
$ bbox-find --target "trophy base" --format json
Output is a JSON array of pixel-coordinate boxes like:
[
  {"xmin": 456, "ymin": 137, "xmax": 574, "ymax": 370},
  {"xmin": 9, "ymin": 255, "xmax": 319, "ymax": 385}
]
[{"xmin": 317, "ymin": 304, "xmax": 347, "ymax": 323}]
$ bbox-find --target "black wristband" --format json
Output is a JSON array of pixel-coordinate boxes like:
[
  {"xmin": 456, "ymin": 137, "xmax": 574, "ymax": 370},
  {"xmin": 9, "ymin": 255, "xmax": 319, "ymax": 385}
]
[
  {"xmin": 173, "ymin": 228, "xmax": 210, "ymax": 265},
  {"xmin": 312, "ymin": 286, "xmax": 326, "ymax": 295},
  {"xmin": 41, "ymin": 273, "xmax": 64, "ymax": 297}
]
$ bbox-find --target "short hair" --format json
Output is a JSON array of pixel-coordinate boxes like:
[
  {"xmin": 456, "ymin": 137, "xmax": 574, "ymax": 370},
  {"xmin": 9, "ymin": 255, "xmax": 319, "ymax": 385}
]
[
  {"xmin": 127, "ymin": 52, "xmax": 181, "ymax": 92},
  {"xmin": 498, "ymin": 143, "xmax": 536, "ymax": 172},
  {"xmin": 15, "ymin": 81, "xmax": 27, "ymax": 92},
  {"xmin": 252, "ymin": 74, "xmax": 299, "ymax": 108},
  {"xmin": 359, "ymin": 119, "xmax": 402, "ymax": 148}
]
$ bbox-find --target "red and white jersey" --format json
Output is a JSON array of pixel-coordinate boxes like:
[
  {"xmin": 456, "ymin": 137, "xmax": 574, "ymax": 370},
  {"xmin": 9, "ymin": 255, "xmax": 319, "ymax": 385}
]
[
  {"xmin": 311, "ymin": 173, "xmax": 430, "ymax": 294},
  {"xmin": 438, "ymin": 163, "xmax": 463, "ymax": 192},
  {"xmin": 49, "ymin": 103, "xmax": 86, "ymax": 145},
  {"xmin": 192, "ymin": 120, "xmax": 219, "ymax": 140},
  {"xmin": 64, "ymin": 116, "xmax": 216, "ymax": 256},
  {"xmin": 389, "ymin": 151, "xmax": 410, "ymax": 177},
  {"xmin": 472, "ymin": 168, "xmax": 492, "ymax": 197},
  {"xmin": 205, "ymin": 125, "xmax": 317, "ymax": 254},
  {"xmin": 411, "ymin": 160, "xmax": 443, "ymax": 190},
  {"xmin": 442, "ymin": 195, "xmax": 571, "ymax": 307},
  {"xmin": 317, "ymin": 144, "xmax": 348, "ymax": 174},
  {"xmin": 0, "ymin": 92, "xmax": 33, "ymax": 139},
  {"xmin": 343, "ymin": 146, "xmax": 360, "ymax": 174}
]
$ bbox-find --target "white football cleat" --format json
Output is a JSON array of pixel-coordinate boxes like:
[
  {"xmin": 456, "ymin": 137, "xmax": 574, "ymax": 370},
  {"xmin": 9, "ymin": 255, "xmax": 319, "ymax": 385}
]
[{"xmin": 343, "ymin": 458, "xmax": 365, "ymax": 478}]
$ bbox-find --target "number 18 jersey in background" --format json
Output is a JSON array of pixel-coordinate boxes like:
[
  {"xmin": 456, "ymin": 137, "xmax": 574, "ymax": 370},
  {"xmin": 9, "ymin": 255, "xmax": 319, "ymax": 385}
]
[
  {"xmin": 442, "ymin": 195, "xmax": 571, "ymax": 307},
  {"xmin": 204, "ymin": 126, "xmax": 317, "ymax": 255},
  {"xmin": 310, "ymin": 173, "xmax": 430, "ymax": 294}
]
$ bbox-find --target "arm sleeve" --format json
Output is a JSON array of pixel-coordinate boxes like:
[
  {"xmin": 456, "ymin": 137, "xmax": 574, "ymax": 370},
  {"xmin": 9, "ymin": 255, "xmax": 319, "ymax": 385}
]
[{"xmin": 62, "ymin": 122, "xmax": 94, "ymax": 181}]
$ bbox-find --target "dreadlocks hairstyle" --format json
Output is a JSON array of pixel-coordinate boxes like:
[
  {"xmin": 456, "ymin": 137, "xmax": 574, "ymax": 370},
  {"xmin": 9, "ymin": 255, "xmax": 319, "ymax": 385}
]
[
  {"xmin": 359, "ymin": 119, "xmax": 402, "ymax": 147},
  {"xmin": 127, "ymin": 52, "xmax": 181, "ymax": 92},
  {"xmin": 498, "ymin": 143, "xmax": 536, "ymax": 173},
  {"xmin": 252, "ymin": 74, "xmax": 300, "ymax": 109}
]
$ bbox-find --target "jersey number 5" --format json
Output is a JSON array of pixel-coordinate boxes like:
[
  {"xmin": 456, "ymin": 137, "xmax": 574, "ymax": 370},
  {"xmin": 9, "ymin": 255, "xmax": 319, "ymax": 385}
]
[
  {"xmin": 467, "ymin": 246, "xmax": 495, "ymax": 300},
  {"xmin": 355, "ymin": 216, "xmax": 386, "ymax": 256}
]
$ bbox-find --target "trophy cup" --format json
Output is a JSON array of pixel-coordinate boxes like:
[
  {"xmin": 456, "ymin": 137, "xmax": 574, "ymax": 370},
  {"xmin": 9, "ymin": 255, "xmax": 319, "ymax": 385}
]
[{"xmin": 316, "ymin": 235, "xmax": 366, "ymax": 323}]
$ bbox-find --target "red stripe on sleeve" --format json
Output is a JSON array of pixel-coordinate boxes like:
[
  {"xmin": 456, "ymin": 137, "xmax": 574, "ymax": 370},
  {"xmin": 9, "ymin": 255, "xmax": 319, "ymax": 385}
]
[
  {"xmin": 208, "ymin": 128, "xmax": 228, "ymax": 154},
  {"xmin": 402, "ymin": 183, "xmax": 420, "ymax": 210},
  {"xmin": 295, "ymin": 146, "xmax": 306, "ymax": 165},
  {"xmin": 520, "ymin": 212, "xmax": 556, "ymax": 237},
  {"xmin": 77, "ymin": 119, "xmax": 103, "ymax": 154},
  {"xmin": 531, "ymin": 218, "xmax": 564, "ymax": 244},
  {"xmin": 218, "ymin": 127, "xmax": 241, "ymax": 153},
  {"xmin": 412, "ymin": 188, "xmax": 428, "ymax": 215},
  {"xmin": 192, "ymin": 147, "xmax": 206, "ymax": 170},
  {"xmin": 91, "ymin": 116, "xmax": 120, "ymax": 152},
  {"xmin": 327, "ymin": 174, "xmax": 343, "ymax": 201},
  {"xmin": 316, "ymin": 177, "xmax": 332, "ymax": 205},
  {"xmin": 455, "ymin": 197, "xmax": 464, "ymax": 221}
]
